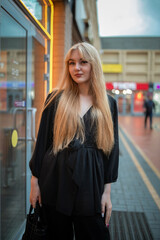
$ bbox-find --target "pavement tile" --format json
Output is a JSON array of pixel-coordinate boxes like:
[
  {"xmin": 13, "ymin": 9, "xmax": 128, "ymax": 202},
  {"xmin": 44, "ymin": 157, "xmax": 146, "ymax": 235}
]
[{"xmin": 111, "ymin": 116, "xmax": 160, "ymax": 239}]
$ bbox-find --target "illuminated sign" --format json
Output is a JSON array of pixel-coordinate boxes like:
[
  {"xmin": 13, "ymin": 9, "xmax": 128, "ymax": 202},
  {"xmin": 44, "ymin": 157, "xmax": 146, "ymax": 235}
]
[
  {"xmin": 0, "ymin": 81, "xmax": 34, "ymax": 89},
  {"xmin": 134, "ymin": 92, "xmax": 144, "ymax": 112},
  {"xmin": 136, "ymin": 92, "xmax": 143, "ymax": 100},
  {"xmin": 136, "ymin": 83, "xmax": 149, "ymax": 90},
  {"xmin": 154, "ymin": 83, "xmax": 160, "ymax": 90},
  {"xmin": 106, "ymin": 82, "xmax": 149, "ymax": 91},
  {"xmin": 102, "ymin": 64, "xmax": 122, "ymax": 73},
  {"xmin": 113, "ymin": 82, "xmax": 136, "ymax": 90}
]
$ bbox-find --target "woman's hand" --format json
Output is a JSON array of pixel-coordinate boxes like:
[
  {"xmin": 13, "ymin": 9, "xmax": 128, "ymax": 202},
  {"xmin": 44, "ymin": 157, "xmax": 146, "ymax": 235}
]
[
  {"xmin": 101, "ymin": 184, "xmax": 112, "ymax": 226},
  {"xmin": 30, "ymin": 175, "xmax": 41, "ymax": 208}
]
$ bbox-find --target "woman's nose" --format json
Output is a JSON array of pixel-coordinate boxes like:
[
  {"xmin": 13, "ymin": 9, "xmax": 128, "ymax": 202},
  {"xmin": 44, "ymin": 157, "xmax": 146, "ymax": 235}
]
[{"xmin": 75, "ymin": 63, "xmax": 80, "ymax": 70}]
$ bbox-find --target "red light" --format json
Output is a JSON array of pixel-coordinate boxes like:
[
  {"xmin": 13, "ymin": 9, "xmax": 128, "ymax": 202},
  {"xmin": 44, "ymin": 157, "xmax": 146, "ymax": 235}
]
[{"xmin": 135, "ymin": 92, "xmax": 143, "ymax": 100}]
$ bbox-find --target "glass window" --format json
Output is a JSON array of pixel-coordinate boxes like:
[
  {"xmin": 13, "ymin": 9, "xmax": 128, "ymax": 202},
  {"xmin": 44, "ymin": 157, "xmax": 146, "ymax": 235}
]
[
  {"xmin": 21, "ymin": 0, "xmax": 50, "ymax": 31},
  {"xmin": 31, "ymin": 37, "xmax": 45, "ymax": 134},
  {"xmin": 125, "ymin": 95, "xmax": 131, "ymax": 114},
  {"xmin": 47, "ymin": 6, "xmax": 51, "ymax": 33},
  {"xmin": 0, "ymin": 9, "xmax": 26, "ymax": 240},
  {"xmin": 134, "ymin": 91, "xmax": 144, "ymax": 113},
  {"xmin": 21, "ymin": 0, "xmax": 42, "ymax": 20},
  {"xmin": 153, "ymin": 92, "xmax": 160, "ymax": 114},
  {"xmin": 117, "ymin": 96, "xmax": 124, "ymax": 114}
]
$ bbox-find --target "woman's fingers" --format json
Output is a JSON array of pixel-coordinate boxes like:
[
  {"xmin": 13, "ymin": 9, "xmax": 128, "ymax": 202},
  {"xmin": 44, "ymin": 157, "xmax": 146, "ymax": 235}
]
[
  {"xmin": 105, "ymin": 204, "xmax": 112, "ymax": 225},
  {"xmin": 38, "ymin": 194, "xmax": 42, "ymax": 207},
  {"xmin": 30, "ymin": 186, "xmax": 41, "ymax": 208},
  {"xmin": 101, "ymin": 199, "xmax": 105, "ymax": 217},
  {"xmin": 101, "ymin": 191, "xmax": 112, "ymax": 226},
  {"xmin": 30, "ymin": 176, "xmax": 40, "ymax": 208},
  {"xmin": 30, "ymin": 195, "xmax": 37, "ymax": 208}
]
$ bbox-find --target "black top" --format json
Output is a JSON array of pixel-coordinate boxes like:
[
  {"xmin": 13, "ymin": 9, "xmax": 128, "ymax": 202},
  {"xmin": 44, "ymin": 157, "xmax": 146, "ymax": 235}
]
[
  {"xmin": 144, "ymin": 99, "xmax": 155, "ymax": 114},
  {"xmin": 29, "ymin": 93, "xmax": 119, "ymax": 216}
]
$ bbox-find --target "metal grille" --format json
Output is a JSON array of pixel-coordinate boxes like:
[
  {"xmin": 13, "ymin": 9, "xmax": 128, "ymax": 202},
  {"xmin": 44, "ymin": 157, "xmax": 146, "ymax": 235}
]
[{"xmin": 110, "ymin": 211, "xmax": 153, "ymax": 240}]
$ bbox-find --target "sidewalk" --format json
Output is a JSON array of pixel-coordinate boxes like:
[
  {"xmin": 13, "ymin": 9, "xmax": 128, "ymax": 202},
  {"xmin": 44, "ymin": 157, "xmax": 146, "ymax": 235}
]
[
  {"xmin": 119, "ymin": 116, "xmax": 160, "ymax": 172},
  {"xmin": 110, "ymin": 116, "xmax": 160, "ymax": 240}
]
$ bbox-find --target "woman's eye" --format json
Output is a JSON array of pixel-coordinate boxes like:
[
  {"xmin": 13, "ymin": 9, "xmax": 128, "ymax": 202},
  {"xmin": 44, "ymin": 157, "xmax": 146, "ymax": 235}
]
[
  {"xmin": 69, "ymin": 62, "xmax": 75, "ymax": 65},
  {"xmin": 81, "ymin": 60, "xmax": 88, "ymax": 64}
]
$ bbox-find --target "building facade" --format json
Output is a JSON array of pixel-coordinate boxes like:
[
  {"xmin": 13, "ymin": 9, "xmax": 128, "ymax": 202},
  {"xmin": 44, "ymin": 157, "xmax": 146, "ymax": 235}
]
[
  {"xmin": 0, "ymin": 1, "xmax": 100, "ymax": 239},
  {"xmin": 101, "ymin": 37, "xmax": 160, "ymax": 115}
]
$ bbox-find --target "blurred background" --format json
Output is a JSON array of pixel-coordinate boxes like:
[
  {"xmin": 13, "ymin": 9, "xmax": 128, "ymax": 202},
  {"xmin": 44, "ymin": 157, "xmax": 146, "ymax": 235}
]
[{"xmin": 0, "ymin": 0, "xmax": 160, "ymax": 240}]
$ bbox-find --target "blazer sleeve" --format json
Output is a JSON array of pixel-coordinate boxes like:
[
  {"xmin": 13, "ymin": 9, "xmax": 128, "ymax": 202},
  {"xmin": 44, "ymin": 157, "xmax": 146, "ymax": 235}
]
[
  {"xmin": 29, "ymin": 94, "xmax": 56, "ymax": 178},
  {"xmin": 103, "ymin": 95, "xmax": 119, "ymax": 184}
]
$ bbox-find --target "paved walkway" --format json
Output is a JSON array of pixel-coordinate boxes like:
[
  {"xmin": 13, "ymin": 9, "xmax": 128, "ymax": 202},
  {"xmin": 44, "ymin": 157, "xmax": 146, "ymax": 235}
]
[
  {"xmin": 111, "ymin": 116, "xmax": 160, "ymax": 240},
  {"xmin": 119, "ymin": 116, "xmax": 160, "ymax": 171}
]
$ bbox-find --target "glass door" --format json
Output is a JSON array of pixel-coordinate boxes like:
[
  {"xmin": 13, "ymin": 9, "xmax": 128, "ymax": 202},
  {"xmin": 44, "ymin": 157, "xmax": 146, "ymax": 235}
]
[
  {"xmin": 0, "ymin": 1, "xmax": 47, "ymax": 239},
  {"xmin": 116, "ymin": 94, "xmax": 132, "ymax": 115},
  {"xmin": 117, "ymin": 95, "xmax": 124, "ymax": 114},
  {"xmin": 0, "ymin": 9, "xmax": 26, "ymax": 240}
]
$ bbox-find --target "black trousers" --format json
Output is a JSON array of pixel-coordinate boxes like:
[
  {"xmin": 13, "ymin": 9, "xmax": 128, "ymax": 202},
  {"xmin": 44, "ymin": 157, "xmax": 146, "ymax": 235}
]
[
  {"xmin": 144, "ymin": 112, "xmax": 153, "ymax": 129},
  {"xmin": 43, "ymin": 205, "xmax": 110, "ymax": 240}
]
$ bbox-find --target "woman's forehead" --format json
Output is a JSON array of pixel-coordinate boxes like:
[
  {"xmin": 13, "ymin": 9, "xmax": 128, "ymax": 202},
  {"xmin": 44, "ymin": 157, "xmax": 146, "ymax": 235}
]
[
  {"xmin": 68, "ymin": 48, "xmax": 91, "ymax": 62},
  {"xmin": 69, "ymin": 48, "xmax": 83, "ymax": 58}
]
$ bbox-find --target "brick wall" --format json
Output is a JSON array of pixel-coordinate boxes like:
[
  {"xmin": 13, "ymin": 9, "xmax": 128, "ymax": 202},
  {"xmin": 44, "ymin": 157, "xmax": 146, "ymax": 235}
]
[{"xmin": 52, "ymin": 1, "xmax": 72, "ymax": 88}]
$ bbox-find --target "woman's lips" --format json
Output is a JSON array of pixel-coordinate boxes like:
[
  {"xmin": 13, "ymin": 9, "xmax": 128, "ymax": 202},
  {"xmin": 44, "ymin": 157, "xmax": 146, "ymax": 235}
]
[{"xmin": 75, "ymin": 74, "xmax": 83, "ymax": 77}]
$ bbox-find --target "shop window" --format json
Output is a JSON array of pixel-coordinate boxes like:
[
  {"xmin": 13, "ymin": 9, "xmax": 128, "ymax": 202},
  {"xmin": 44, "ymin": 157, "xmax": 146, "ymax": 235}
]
[
  {"xmin": 21, "ymin": 0, "xmax": 50, "ymax": 32},
  {"xmin": 0, "ymin": 9, "xmax": 26, "ymax": 240},
  {"xmin": 134, "ymin": 92, "xmax": 144, "ymax": 113},
  {"xmin": 153, "ymin": 92, "xmax": 160, "ymax": 114}
]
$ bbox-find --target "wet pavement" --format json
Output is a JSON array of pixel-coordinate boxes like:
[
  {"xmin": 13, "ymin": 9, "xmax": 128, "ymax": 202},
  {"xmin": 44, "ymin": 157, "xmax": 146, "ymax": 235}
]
[
  {"xmin": 119, "ymin": 116, "xmax": 160, "ymax": 172},
  {"xmin": 110, "ymin": 116, "xmax": 160, "ymax": 240}
]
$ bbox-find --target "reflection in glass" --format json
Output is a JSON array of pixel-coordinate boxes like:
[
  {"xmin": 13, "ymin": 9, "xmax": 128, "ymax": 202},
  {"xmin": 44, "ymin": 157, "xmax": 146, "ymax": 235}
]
[
  {"xmin": 31, "ymin": 37, "xmax": 45, "ymax": 135},
  {"xmin": 0, "ymin": 9, "xmax": 26, "ymax": 240},
  {"xmin": 20, "ymin": 0, "xmax": 51, "ymax": 33},
  {"xmin": 21, "ymin": 0, "xmax": 42, "ymax": 20},
  {"xmin": 125, "ymin": 95, "xmax": 131, "ymax": 114},
  {"xmin": 21, "ymin": 0, "xmax": 49, "ymax": 30},
  {"xmin": 118, "ymin": 97, "xmax": 123, "ymax": 113},
  {"xmin": 134, "ymin": 91, "xmax": 144, "ymax": 113}
]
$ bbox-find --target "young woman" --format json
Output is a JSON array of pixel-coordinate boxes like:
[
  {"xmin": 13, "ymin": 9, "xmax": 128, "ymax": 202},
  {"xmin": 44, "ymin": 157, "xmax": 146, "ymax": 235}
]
[{"xmin": 29, "ymin": 42, "xmax": 119, "ymax": 240}]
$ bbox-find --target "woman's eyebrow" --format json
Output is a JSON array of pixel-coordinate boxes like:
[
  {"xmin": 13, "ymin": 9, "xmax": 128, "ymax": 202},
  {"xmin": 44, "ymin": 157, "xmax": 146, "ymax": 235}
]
[
  {"xmin": 68, "ymin": 59, "xmax": 74, "ymax": 61},
  {"xmin": 68, "ymin": 58, "xmax": 84, "ymax": 61}
]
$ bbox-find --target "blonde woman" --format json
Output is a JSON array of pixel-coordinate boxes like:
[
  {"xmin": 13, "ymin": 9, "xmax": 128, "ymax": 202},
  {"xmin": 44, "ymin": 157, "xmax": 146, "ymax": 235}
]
[{"xmin": 30, "ymin": 42, "xmax": 119, "ymax": 240}]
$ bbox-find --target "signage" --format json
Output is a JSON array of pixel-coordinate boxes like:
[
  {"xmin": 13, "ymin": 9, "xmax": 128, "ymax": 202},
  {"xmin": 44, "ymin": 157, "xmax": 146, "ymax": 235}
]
[
  {"xmin": 134, "ymin": 92, "xmax": 144, "ymax": 112},
  {"xmin": 154, "ymin": 83, "xmax": 160, "ymax": 90},
  {"xmin": 14, "ymin": 101, "xmax": 25, "ymax": 107},
  {"xmin": 136, "ymin": 83, "xmax": 149, "ymax": 90},
  {"xmin": 11, "ymin": 129, "xmax": 18, "ymax": 148},
  {"xmin": 102, "ymin": 64, "xmax": 122, "ymax": 73},
  {"xmin": 106, "ymin": 82, "xmax": 149, "ymax": 91},
  {"xmin": 0, "ymin": 81, "xmax": 34, "ymax": 89},
  {"xmin": 113, "ymin": 82, "xmax": 136, "ymax": 90}
]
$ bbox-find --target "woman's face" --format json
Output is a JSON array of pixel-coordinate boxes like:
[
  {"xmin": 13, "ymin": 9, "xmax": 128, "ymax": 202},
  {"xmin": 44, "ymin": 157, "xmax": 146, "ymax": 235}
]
[{"xmin": 68, "ymin": 49, "xmax": 92, "ymax": 85}]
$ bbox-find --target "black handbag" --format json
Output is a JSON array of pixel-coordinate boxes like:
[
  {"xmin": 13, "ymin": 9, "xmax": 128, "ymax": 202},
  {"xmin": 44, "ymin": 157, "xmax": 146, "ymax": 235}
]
[{"xmin": 22, "ymin": 202, "xmax": 48, "ymax": 240}]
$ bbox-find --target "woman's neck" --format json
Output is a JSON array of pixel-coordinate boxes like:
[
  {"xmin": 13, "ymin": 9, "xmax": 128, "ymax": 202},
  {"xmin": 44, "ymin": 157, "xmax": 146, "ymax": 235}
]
[{"xmin": 78, "ymin": 82, "xmax": 90, "ymax": 96}]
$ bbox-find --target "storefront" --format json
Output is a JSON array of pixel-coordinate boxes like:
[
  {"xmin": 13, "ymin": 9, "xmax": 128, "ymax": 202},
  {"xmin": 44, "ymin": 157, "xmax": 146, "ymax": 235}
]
[
  {"xmin": 153, "ymin": 83, "xmax": 160, "ymax": 115},
  {"xmin": 0, "ymin": 1, "xmax": 53, "ymax": 239},
  {"xmin": 106, "ymin": 82, "xmax": 160, "ymax": 116}
]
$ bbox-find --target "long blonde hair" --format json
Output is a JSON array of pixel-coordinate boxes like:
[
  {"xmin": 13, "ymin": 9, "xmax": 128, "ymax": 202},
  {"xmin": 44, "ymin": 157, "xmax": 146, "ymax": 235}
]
[{"xmin": 45, "ymin": 42, "xmax": 114, "ymax": 155}]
